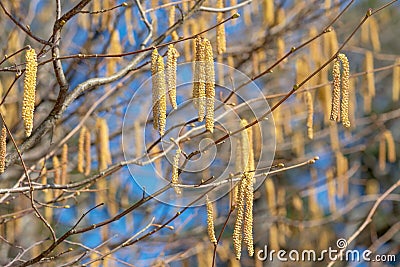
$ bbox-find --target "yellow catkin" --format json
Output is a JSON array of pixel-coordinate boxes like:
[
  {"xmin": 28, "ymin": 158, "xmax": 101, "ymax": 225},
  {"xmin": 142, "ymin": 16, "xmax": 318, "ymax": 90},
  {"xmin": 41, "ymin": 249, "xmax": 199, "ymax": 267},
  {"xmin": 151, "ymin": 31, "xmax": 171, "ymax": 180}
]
[
  {"xmin": 309, "ymin": 168, "xmax": 320, "ymax": 217},
  {"xmin": 107, "ymin": 31, "xmax": 122, "ymax": 76},
  {"xmin": 53, "ymin": 155, "xmax": 60, "ymax": 198},
  {"xmin": 336, "ymin": 152, "xmax": 348, "ymax": 198},
  {"xmin": 369, "ymin": 17, "xmax": 381, "ymax": 52},
  {"xmin": 243, "ymin": 123, "xmax": 254, "ymax": 257},
  {"xmin": 292, "ymin": 131, "xmax": 304, "ymax": 157},
  {"xmin": 0, "ymin": 126, "xmax": 6, "ymax": 174},
  {"xmin": 206, "ymin": 195, "xmax": 217, "ymax": 244},
  {"xmin": 96, "ymin": 118, "xmax": 112, "ymax": 171},
  {"xmin": 43, "ymin": 166, "xmax": 53, "ymax": 221},
  {"xmin": 379, "ymin": 133, "xmax": 386, "ymax": 171},
  {"xmin": 216, "ymin": 0, "xmax": 226, "ymax": 54},
  {"xmin": 331, "ymin": 56, "xmax": 341, "ymax": 122},
  {"xmin": 84, "ymin": 129, "xmax": 91, "ymax": 176},
  {"xmin": 102, "ymin": 1, "xmax": 111, "ymax": 31},
  {"xmin": 92, "ymin": 0, "xmax": 101, "ymax": 25},
  {"xmin": 169, "ymin": 6, "xmax": 179, "ymax": 41},
  {"xmin": 233, "ymin": 175, "xmax": 246, "ymax": 260},
  {"xmin": 233, "ymin": 119, "xmax": 252, "ymax": 259},
  {"xmin": 61, "ymin": 144, "xmax": 68, "ymax": 185},
  {"xmin": 53, "ymin": 156, "xmax": 60, "ymax": 184},
  {"xmin": 133, "ymin": 121, "xmax": 143, "ymax": 158},
  {"xmin": 125, "ymin": 7, "xmax": 135, "ymax": 45},
  {"xmin": 326, "ymin": 169, "xmax": 336, "ymax": 213},
  {"xmin": 243, "ymin": 4, "xmax": 252, "ymax": 26},
  {"xmin": 193, "ymin": 37, "xmax": 206, "ymax": 121},
  {"xmin": 263, "ymin": 0, "xmax": 274, "ymax": 26},
  {"xmin": 339, "ymin": 53, "xmax": 350, "ymax": 128},
  {"xmin": 77, "ymin": 126, "xmax": 86, "ymax": 173},
  {"xmin": 296, "ymin": 57, "xmax": 310, "ymax": 89},
  {"xmin": 276, "ymin": 37, "xmax": 285, "ymax": 62},
  {"xmin": 265, "ymin": 178, "xmax": 276, "ymax": 216},
  {"xmin": 22, "ymin": 48, "xmax": 37, "ymax": 137},
  {"xmin": 151, "ymin": 48, "xmax": 160, "ymax": 131},
  {"xmin": 292, "ymin": 195, "xmax": 303, "ymax": 217},
  {"xmin": 305, "ymin": 91, "xmax": 314, "ymax": 139},
  {"xmin": 309, "ymin": 27, "xmax": 321, "ymax": 67},
  {"xmin": 365, "ymin": 51, "xmax": 375, "ymax": 97},
  {"xmin": 329, "ymin": 30, "xmax": 339, "ymax": 57},
  {"xmin": 204, "ymin": 39, "xmax": 215, "ymax": 132},
  {"xmin": 156, "ymin": 55, "xmax": 167, "ymax": 135},
  {"xmin": 392, "ymin": 59, "xmax": 400, "ymax": 102},
  {"xmin": 384, "ymin": 130, "xmax": 396, "ymax": 164},
  {"xmin": 277, "ymin": 187, "xmax": 287, "ymax": 247},
  {"xmin": 330, "ymin": 53, "xmax": 351, "ymax": 127},
  {"xmin": 171, "ymin": 148, "xmax": 181, "ymax": 194},
  {"xmin": 166, "ymin": 45, "xmax": 179, "ymax": 109},
  {"xmin": 366, "ymin": 179, "xmax": 380, "ymax": 195},
  {"xmin": 329, "ymin": 122, "xmax": 340, "ymax": 152},
  {"xmin": 269, "ymin": 224, "xmax": 279, "ymax": 250},
  {"xmin": 360, "ymin": 18, "xmax": 369, "ymax": 46}
]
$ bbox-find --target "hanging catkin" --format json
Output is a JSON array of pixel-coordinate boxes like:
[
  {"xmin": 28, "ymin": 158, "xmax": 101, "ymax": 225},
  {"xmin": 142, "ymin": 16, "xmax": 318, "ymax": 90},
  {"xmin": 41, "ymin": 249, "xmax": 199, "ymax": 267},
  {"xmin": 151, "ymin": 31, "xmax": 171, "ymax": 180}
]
[
  {"xmin": 53, "ymin": 155, "xmax": 60, "ymax": 198},
  {"xmin": 233, "ymin": 119, "xmax": 255, "ymax": 259},
  {"xmin": 392, "ymin": 59, "xmax": 399, "ymax": 102},
  {"xmin": 216, "ymin": 0, "xmax": 226, "ymax": 54},
  {"xmin": 326, "ymin": 169, "xmax": 336, "ymax": 213},
  {"xmin": 22, "ymin": 48, "xmax": 37, "ymax": 137},
  {"xmin": 331, "ymin": 56, "xmax": 341, "ymax": 122},
  {"xmin": 156, "ymin": 55, "xmax": 167, "ymax": 135},
  {"xmin": 323, "ymin": 29, "xmax": 338, "ymax": 58},
  {"xmin": 206, "ymin": 195, "xmax": 217, "ymax": 244},
  {"xmin": 171, "ymin": 147, "xmax": 181, "ymax": 194},
  {"xmin": 133, "ymin": 121, "xmax": 143, "ymax": 158},
  {"xmin": 305, "ymin": 91, "xmax": 314, "ymax": 139},
  {"xmin": 0, "ymin": 125, "xmax": 6, "ymax": 174},
  {"xmin": 379, "ymin": 133, "xmax": 386, "ymax": 171},
  {"xmin": 381, "ymin": 130, "xmax": 396, "ymax": 170},
  {"xmin": 151, "ymin": 48, "xmax": 167, "ymax": 135},
  {"xmin": 169, "ymin": 6, "xmax": 179, "ymax": 41},
  {"xmin": 61, "ymin": 144, "xmax": 68, "ymax": 185},
  {"xmin": 263, "ymin": 0, "xmax": 274, "ymax": 26},
  {"xmin": 243, "ymin": 124, "xmax": 254, "ymax": 257},
  {"xmin": 365, "ymin": 51, "xmax": 375, "ymax": 97},
  {"xmin": 339, "ymin": 54, "xmax": 350, "ymax": 128},
  {"xmin": 96, "ymin": 118, "xmax": 112, "ymax": 171},
  {"xmin": 193, "ymin": 37, "xmax": 206, "ymax": 121},
  {"xmin": 107, "ymin": 31, "xmax": 122, "ymax": 76},
  {"xmin": 84, "ymin": 129, "xmax": 91, "ymax": 176},
  {"xmin": 369, "ymin": 17, "xmax": 381, "ymax": 52},
  {"xmin": 53, "ymin": 156, "xmax": 60, "ymax": 184},
  {"xmin": 77, "ymin": 126, "xmax": 86, "ymax": 173},
  {"xmin": 151, "ymin": 48, "xmax": 160, "ymax": 131},
  {"xmin": 233, "ymin": 174, "xmax": 246, "ymax": 260},
  {"xmin": 204, "ymin": 39, "xmax": 215, "ymax": 132},
  {"xmin": 43, "ymin": 165, "xmax": 53, "ymax": 220},
  {"xmin": 125, "ymin": 6, "xmax": 135, "ymax": 45},
  {"xmin": 330, "ymin": 53, "xmax": 351, "ymax": 128},
  {"xmin": 166, "ymin": 44, "xmax": 179, "ymax": 109}
]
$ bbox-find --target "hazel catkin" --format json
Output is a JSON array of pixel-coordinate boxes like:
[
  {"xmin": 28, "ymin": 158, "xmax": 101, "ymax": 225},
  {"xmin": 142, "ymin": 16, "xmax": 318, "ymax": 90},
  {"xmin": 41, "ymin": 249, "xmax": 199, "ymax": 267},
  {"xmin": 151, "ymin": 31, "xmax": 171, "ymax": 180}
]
[
  {"xmin": 166, "ymin": 45, "xmax": 179, "ymax": 110},
  {"xmin": 22, "ymin": 48, "xmax": 37, "ymax": 137},
  {"xmin": 0, "ymin": 126, "xmax": 6, "ymax": 174},
  {"xmin": 204, "ymin": 39, "xmax": 215, "ymax": 132}
]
